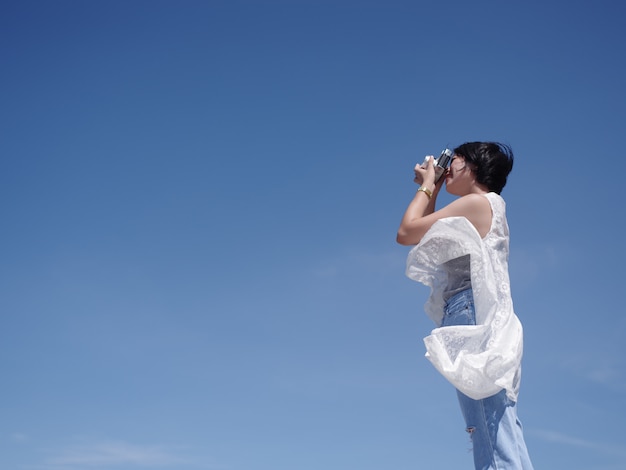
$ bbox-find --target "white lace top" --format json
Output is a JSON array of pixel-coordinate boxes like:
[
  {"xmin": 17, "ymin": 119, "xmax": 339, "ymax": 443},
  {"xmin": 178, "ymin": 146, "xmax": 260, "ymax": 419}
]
[{"xmin": 405, "ymin": 192, "xmax": 523, "ymax": 402}]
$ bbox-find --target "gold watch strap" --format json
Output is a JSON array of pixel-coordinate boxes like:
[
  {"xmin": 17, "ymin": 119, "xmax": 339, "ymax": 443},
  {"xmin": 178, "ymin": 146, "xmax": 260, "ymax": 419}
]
[{"xmin": 417, "ymin": 186, "xmax": 433, "ymax": 199}]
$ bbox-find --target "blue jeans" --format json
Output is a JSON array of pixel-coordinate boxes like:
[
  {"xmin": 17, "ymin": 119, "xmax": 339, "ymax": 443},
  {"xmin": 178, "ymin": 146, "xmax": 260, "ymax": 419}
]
[{"xmin": 442, "ymin": 289, "xmax": 533, "ymax": 470}]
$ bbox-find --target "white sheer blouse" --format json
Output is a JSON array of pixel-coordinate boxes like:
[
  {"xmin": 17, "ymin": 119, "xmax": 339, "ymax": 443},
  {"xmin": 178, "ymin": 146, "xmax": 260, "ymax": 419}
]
[{"xmin": 405, "ymin": 192, "xmax": 523, "ymax": 402}]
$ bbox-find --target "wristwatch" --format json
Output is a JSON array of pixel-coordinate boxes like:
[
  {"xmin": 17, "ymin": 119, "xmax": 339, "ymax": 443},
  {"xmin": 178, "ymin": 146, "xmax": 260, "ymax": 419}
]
[{"xmin": 417, "ymin": 185, "xmax": 433, "ymax": 199}]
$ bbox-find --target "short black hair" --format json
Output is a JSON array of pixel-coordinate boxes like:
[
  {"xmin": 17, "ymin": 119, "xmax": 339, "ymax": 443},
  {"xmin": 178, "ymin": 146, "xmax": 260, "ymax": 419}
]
[{"xmin": 453, "ymin": 142, "xmax": 514, "ymax": 194}]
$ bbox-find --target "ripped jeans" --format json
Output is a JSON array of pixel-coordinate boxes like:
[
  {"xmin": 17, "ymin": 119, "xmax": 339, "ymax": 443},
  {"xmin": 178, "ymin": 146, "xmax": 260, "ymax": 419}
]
[{"xmin": 442, "ymin": 289, "xmax": 534, "ymax": 470}]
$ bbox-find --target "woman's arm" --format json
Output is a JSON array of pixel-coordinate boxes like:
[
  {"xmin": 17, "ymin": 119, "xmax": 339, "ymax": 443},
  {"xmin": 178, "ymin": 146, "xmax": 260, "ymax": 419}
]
[
  {"xmin": 396, "ymin": 156, "xmax": 442, "ymax": 245},
  {"xmin": 396, "ymin": 190, "xmax": 439, "ymax": 246},
  {"xmin": 397, "ymin": 194, "xmax": 492, "ymax": 245},
  {"xmin": 396, "ymin": 158, "xmax": 492, "ymax": 245}
]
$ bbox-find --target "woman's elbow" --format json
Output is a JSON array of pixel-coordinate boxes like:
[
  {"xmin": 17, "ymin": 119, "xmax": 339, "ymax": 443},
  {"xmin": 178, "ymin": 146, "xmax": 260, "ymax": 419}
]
[
  {"xmin": 397, "ymin": 223, "xmax": 426, "ymax": 245},
  {"xmin": 396, "ymin": 231, "xmax": 415, "ymax": 246}
]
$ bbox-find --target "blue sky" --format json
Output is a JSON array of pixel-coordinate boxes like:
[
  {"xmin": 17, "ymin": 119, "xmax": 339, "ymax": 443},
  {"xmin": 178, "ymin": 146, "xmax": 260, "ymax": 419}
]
[{"xmin": 2, "ymin": 1, "xmax": 625, "ymax": 469}]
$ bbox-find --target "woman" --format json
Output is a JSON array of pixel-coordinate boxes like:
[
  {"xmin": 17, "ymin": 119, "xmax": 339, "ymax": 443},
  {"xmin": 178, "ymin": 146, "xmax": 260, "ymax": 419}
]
[{"xmin": 397, "ymin": 142, "xmax": 533, "ymax": 469}]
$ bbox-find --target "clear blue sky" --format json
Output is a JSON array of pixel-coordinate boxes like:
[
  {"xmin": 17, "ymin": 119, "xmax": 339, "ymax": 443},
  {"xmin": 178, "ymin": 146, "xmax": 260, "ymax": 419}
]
[{"xmin": 2, "ymin": 1, "xmax": 625, "ymax": 469}]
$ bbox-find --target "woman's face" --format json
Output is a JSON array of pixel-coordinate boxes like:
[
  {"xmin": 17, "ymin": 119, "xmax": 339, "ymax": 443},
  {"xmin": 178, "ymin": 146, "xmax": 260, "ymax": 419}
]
[{"xmin": 445, "ymin": 156, "xmax": 474, "ymax": 195}]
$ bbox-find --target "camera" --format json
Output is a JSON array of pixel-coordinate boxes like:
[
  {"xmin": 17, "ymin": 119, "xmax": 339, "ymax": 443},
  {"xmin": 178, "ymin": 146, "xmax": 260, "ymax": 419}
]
[{"xmin": 422, "ymin": 148, "xmax": 453, "ymax": 182}]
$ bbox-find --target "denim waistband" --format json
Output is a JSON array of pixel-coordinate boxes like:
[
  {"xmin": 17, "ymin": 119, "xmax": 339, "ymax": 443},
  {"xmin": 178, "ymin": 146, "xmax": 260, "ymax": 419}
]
[{"xmin": 444, "ymin": 288, "xmax": 473, "ymax": 314}]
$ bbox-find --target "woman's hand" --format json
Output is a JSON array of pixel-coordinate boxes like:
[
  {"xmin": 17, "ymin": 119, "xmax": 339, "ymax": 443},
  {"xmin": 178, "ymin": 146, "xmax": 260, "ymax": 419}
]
[{"xmin": 414, "ymin": 156, "xmax": 445, "ymax": 191}]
